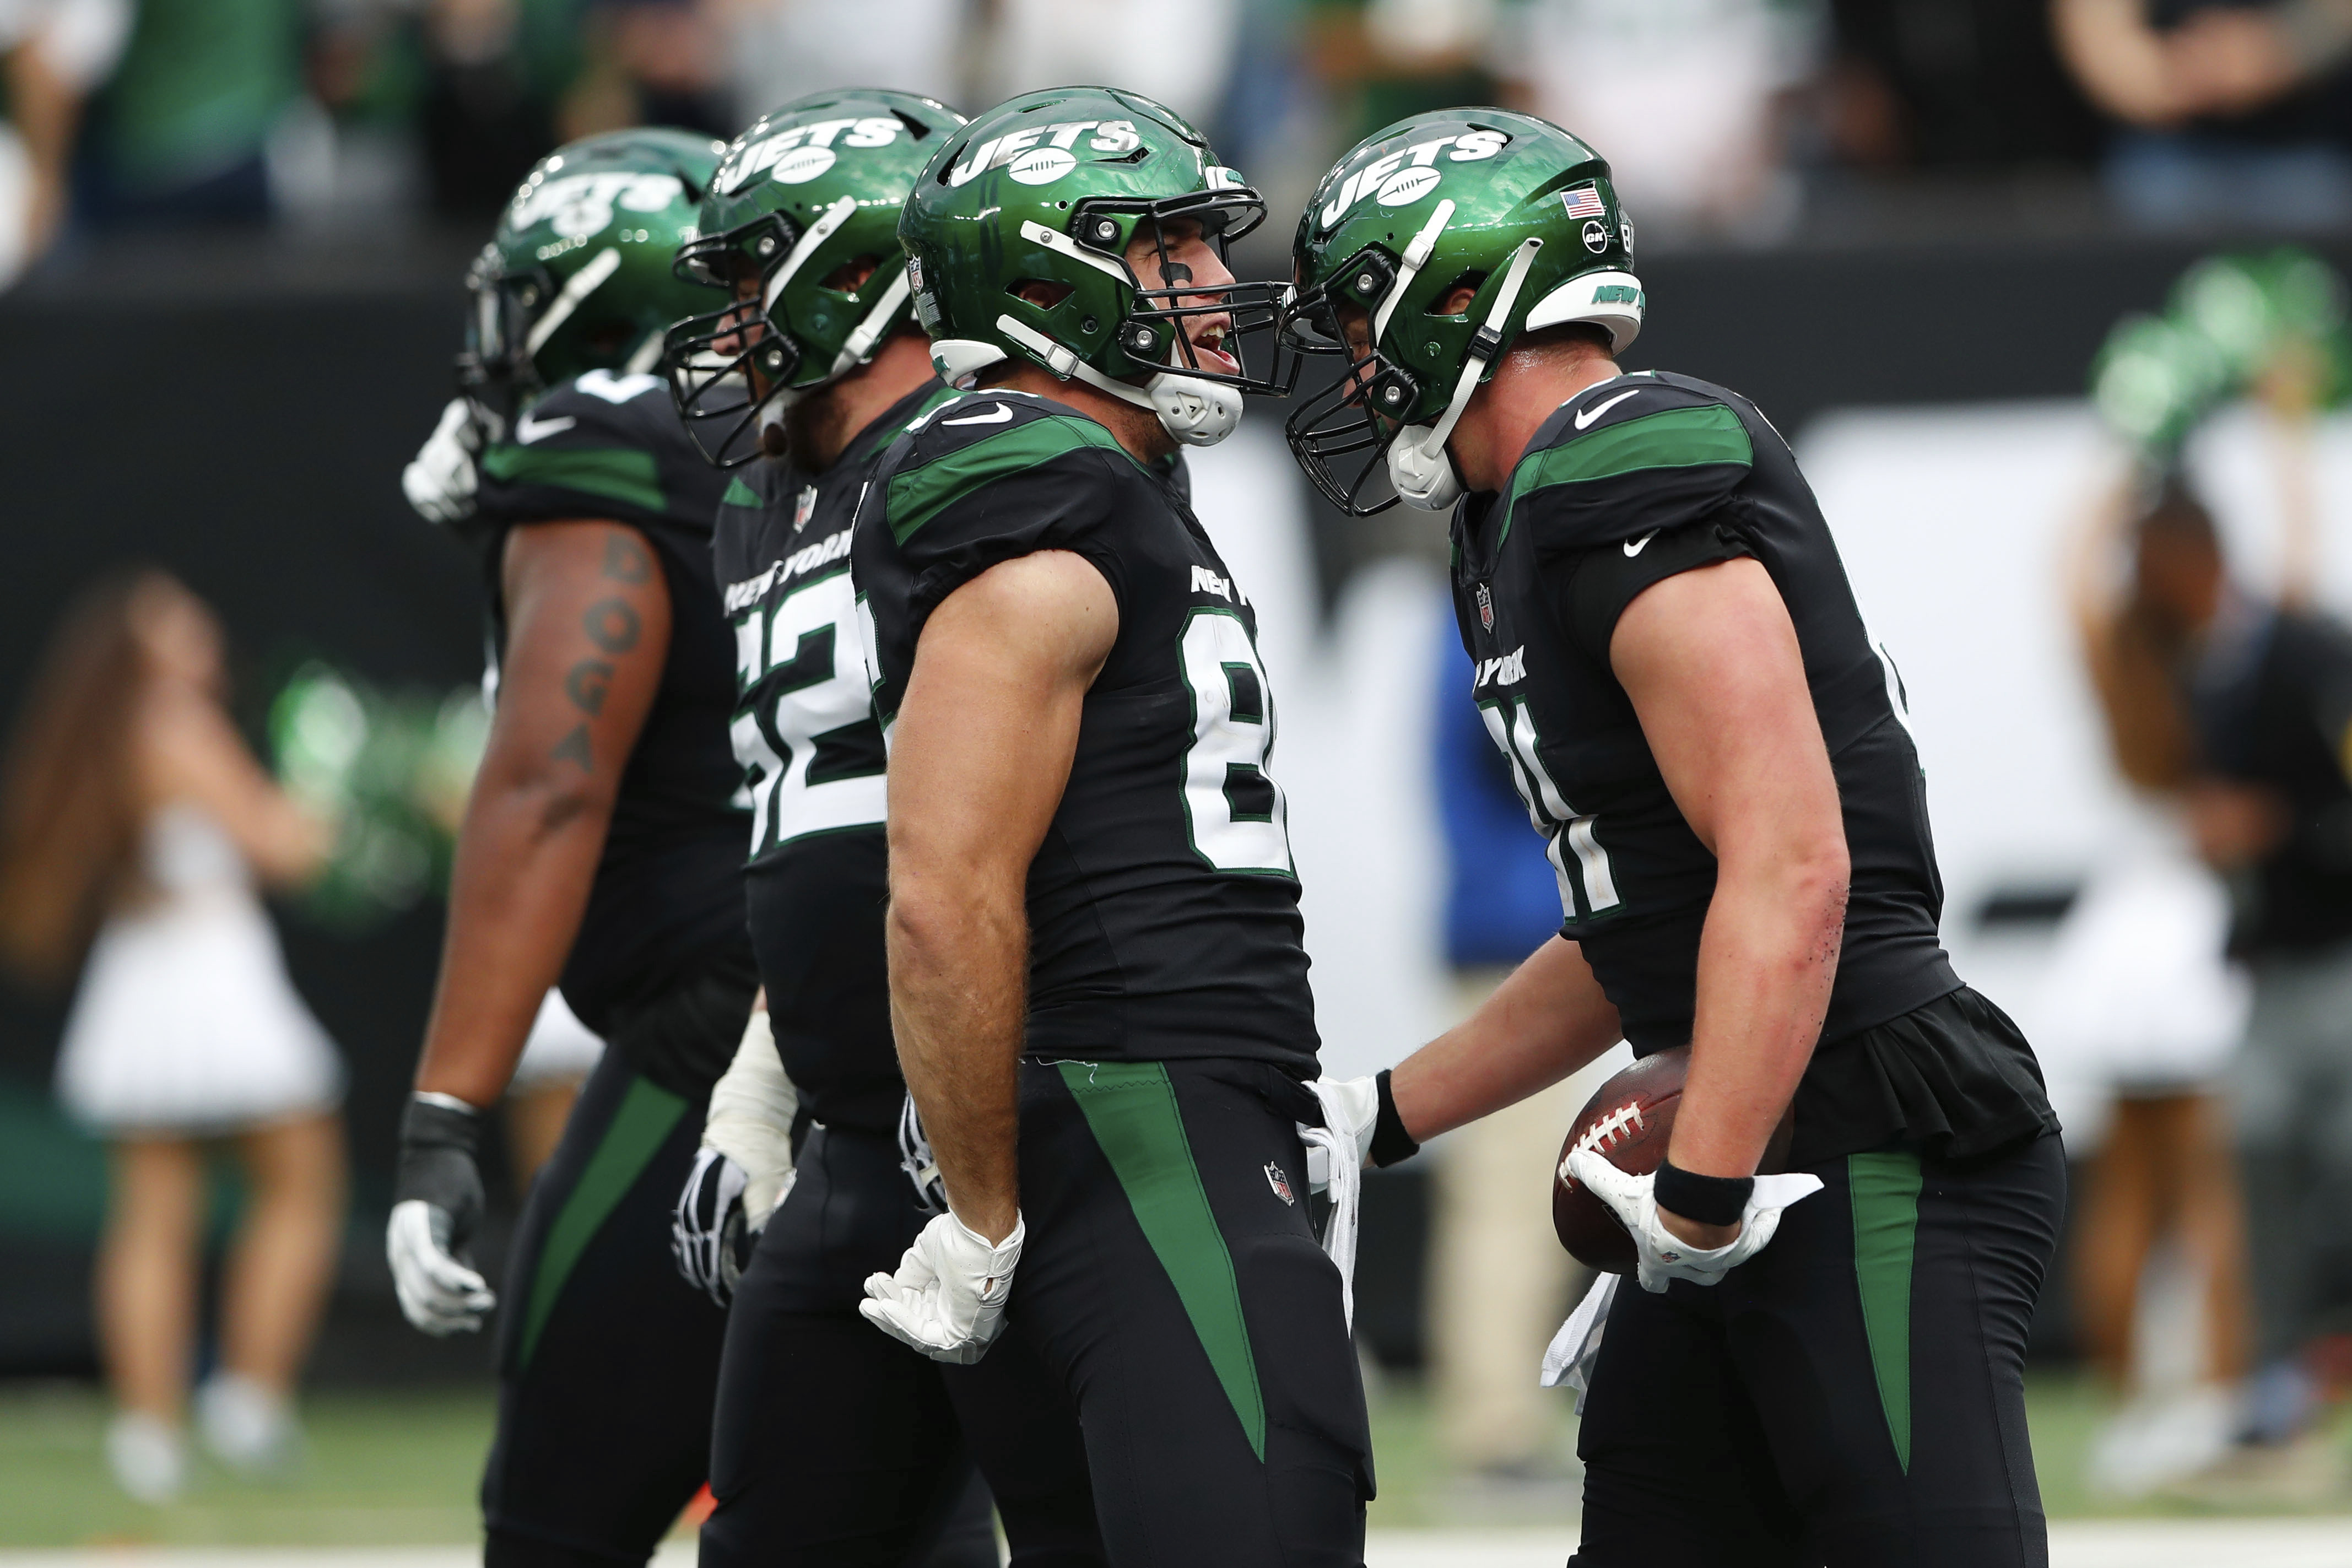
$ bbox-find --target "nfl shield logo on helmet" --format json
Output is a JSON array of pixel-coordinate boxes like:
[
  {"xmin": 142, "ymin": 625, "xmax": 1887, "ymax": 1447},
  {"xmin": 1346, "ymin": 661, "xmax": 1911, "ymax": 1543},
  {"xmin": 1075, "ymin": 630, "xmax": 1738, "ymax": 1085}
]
[
  {"xmin": 1264, "ymin": 1163, "xmax": 1295, "ymax": 1205},
  {"xmin": 1477, "ymin": 583, "xmax": 1494, "ymax": 631}
]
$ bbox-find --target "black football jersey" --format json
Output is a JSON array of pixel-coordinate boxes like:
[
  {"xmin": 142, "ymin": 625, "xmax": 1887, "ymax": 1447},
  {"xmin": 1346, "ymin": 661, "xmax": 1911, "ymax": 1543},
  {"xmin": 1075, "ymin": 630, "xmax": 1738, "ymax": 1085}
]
[
  {"xmin": 472, "ymin": 369, "xmax": 752, "ymax": 1039},
  {"xmin": 853, "ymin": 390, "xmax": 1319, "ymax": 1074},
  {"xmin": 713, "ymin": 382, "xmax": 951, "ymax": 1132},
  {"xmin": 1453, "ymin": 371, "xmax": 1977, "ymax": 1079}
]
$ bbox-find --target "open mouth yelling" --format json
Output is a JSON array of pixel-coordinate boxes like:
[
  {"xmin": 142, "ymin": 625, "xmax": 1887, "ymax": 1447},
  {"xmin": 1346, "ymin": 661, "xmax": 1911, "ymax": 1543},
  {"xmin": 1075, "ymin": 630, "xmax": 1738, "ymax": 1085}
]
[{"xmin": 1185, "ymin": 319, "xmax": 1239, "ymax": 378}]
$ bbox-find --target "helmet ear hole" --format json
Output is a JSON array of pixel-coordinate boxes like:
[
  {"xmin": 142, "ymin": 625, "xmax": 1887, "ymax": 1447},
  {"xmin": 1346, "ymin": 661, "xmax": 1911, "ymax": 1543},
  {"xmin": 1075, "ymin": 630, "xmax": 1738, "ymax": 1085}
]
[
  {"xmin": 1009, "ymin": 278, "xmax": 1075, "ymax": 311},
  {"xmin": 1425, "ymin": 271, "xmax": 1486, "ymax": 317}
]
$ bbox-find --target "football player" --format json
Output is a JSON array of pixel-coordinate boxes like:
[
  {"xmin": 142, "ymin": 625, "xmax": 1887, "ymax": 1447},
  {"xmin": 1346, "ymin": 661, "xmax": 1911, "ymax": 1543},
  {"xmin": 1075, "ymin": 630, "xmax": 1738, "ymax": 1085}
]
[
  {"xmin": 853, "ymin": 88, "xmax": 1373, "ymax": 1565},
  {"xmin": 386, "ymin": 129, "xmax": 764, "ymax": 1566},
  {"xmin": 1285, "ymin": 111, "xmax": 2064, "ymax": 1566},
  {"xmin": 660, "ymin": 88, "xmax": 1095, "ymax": 1565}
]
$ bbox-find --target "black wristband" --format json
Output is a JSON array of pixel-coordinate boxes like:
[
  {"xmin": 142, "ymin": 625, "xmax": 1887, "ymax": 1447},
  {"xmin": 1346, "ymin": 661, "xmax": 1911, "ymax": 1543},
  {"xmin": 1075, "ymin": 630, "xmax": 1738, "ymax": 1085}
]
[
  {"xmin": 394, "ymin": 1094, "xmax": 486, "ymax": 1215},
  {"xmin": 1369, "ymin": 1069, "xmax": 1420, "ymax": 1168},
  {"xmin": 1654, "ymin": 1159, "xmax": 1753, "ymax": 1227}
]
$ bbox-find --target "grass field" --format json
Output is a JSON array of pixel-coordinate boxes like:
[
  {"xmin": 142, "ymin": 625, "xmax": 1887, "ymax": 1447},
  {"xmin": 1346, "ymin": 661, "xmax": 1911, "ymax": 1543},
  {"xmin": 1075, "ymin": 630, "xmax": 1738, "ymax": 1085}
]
[{"xmin": 2, "ymin": 1374, "xmax": 2349, "ymax": 1548}]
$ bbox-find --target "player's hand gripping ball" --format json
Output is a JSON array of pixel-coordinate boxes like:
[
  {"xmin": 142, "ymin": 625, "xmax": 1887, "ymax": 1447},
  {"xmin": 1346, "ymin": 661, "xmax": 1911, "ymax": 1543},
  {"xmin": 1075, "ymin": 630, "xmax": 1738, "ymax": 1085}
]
[{"xmin": 1551, "ymin": 1046, "xmax": 1799, "ymax": 1274}]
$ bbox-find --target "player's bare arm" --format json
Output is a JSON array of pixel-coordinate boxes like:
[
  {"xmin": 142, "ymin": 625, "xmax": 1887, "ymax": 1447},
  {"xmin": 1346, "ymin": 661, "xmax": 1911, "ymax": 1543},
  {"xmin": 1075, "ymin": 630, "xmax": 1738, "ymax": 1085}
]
[
  {"xmin": 1612, "ymin": 555, "xmax": 1849, "ymax": 1246},
  {"xmin": 1388, "ymin": 934, "xmax": 1622, "ymax": 1142},
  {"xmin": 414, "ymin": 522, "xmax": 671, "ymax": 1108},
  {"xmin": 885, "ymin": 549, "xmax": 1117, "ymax": 1244}
]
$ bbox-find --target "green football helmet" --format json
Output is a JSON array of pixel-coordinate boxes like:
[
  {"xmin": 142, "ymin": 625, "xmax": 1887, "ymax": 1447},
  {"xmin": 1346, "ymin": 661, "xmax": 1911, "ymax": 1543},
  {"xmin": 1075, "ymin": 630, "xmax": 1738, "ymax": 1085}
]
[
  {"xmin": 1283, "ymin": 110, "xmax": 1643, "ymax": 513},
  {"xmin": 459, "ymin": 128, "xmax": 726, "ymax": 427},
  {"xmin": 664, "ymin": 89, "xmax": 966, "ymax": 467},
  {"xmin": 898, "ymin": 85, "xmax": 1291, "ymax": 448}
]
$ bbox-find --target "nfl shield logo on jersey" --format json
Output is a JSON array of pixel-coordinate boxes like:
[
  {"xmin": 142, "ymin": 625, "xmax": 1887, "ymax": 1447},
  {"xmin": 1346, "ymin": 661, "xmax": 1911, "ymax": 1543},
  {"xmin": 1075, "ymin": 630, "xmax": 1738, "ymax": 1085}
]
[
  {"xmin": 792, "ymin": 485, "xmax": 818, "ymax": 534},
  {"xmin": 1264, "ymin": 1163, "xmax": 1295, "ymax": 1205},
  {"xmin": 1477, "ymin": 583, "xmax": 1494, "ymax": 631}
]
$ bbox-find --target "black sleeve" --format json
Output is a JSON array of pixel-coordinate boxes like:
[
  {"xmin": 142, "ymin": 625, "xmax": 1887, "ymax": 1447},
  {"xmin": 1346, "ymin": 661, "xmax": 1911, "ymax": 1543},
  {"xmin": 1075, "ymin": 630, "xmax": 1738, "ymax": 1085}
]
[
  {"xmin": 475, "ymin": 383, "xmax": 674, "ymax": 532},
  {"xmin": 1556, "ymin": 516, "xmax": 1756, "ymax": 666}
]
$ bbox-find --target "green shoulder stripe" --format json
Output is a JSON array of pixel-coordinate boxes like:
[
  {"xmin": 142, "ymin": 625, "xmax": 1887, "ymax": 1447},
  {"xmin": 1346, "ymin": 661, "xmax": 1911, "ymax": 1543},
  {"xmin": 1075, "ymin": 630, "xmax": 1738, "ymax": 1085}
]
[
  {"xmin": 885, "ymin": 414, "xmax": 1133, "ymax": 544},
  {"xmin": 482, "ymin": 444, "xmax": 665, "ymax": 516},
  {"xmin": 1507, "ymin": 402, "xmax": 1753, "ymax": 512},
  {"xmin": 720, "ymin": 475, "xmax": 761, "ymax": 508}
]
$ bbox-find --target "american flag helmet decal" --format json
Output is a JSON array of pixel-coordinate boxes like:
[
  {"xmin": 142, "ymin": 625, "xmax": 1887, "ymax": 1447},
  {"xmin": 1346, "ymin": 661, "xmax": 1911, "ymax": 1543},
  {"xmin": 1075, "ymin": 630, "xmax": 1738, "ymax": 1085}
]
[{"xmin": 1560, "ymin": 183, "xmax": 1607, "ymax": 220}]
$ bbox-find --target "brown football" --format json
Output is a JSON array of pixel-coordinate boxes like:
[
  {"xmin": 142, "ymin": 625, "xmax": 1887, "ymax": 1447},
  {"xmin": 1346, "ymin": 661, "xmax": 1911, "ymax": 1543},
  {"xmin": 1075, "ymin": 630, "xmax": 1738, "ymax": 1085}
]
[{"xmin": 1551, "ymin": 1047, "xmax": 1796, "ymax": 1273}]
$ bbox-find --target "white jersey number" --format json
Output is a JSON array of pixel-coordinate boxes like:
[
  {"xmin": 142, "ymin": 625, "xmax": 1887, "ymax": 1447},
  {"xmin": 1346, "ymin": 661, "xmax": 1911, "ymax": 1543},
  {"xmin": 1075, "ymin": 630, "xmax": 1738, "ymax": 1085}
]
[
  {"xmin": 1479, "ymin": 697, "xmax": 1620, "ymax": 920},
  {"xmin": 1177, "ymin": 608, "xmax": 1294, "ymax": 875},
  {"xmin": 732, "ymin": 566, "xmax": 886, "ymax": 855}
]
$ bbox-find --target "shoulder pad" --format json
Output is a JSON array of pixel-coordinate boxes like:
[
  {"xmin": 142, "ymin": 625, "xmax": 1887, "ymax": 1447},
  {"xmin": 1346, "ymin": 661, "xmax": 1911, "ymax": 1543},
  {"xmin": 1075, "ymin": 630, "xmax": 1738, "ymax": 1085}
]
[{"xmin": 881, "ymin": 391, "xmax": 1139, "ymax": 545}]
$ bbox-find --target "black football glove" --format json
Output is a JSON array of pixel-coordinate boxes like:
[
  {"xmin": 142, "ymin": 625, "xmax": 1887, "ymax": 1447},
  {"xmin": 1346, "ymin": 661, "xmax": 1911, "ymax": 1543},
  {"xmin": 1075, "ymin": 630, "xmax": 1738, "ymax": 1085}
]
[{"xmin": 387, "ymin": 1093, "xmax": 496, "ymax": 1334}]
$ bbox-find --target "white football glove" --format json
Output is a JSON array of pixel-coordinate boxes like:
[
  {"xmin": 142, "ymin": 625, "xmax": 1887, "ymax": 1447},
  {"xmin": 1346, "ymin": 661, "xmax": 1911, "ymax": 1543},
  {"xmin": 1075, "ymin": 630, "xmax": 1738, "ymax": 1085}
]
[
  {"xmin": 1567, "ymin": 1148, "xmax": 1824, "ymax": 1295},
  {"xmin": 403, "ymin": 397, "xmax": 490, "ymax": 525},
  {"xmin": 860, "ymin": 1210, "xmax": 1024, "ymax": 1365},
  {"xmin": 387, "ymin": 1199, "xmax": 497, "ymax": 1334},
  {"xmin": 673, "ymin": 1007, "xmax": 799, "ymax": 1305},
  {"xmin": 1300, "ymin": 1074, "xmax": 1376, "ymax": 1195}
]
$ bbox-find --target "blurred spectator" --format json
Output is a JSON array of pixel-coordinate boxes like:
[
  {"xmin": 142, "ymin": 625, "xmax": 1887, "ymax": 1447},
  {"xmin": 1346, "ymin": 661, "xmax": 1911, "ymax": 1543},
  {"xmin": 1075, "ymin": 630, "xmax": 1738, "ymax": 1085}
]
[
  {"xmin": 1822, "ymin": 0, "xmax": 2101, "ymax": 173},
  {"xmin": 564, "ymin": 0, "xmax": 732, "ymax": 142},
  {"xmin": 0, "ymin": 571, "xmax": 345, "ymax": 1504},
  {"xmin": 75, "ymin": 0, "xmax": 303, "ymax": 228},
  {"xmin": 1305, "ymin": 0, "xmax": 1505, "ymax": 147},
  {"xmin": 2055, "ymin": 0, "xmax": 2352, "ymax": 229},
  {"xmin": 2041, "ymin": 473, "xmax": 2252, "ymax": 1494},
  {"xmin": 985, "ymin": 0, "xmax": 1240, "ymax": 126},
  {"xmin": 721, "ymin": 0, "xmax": 966, "ymax": 127},
  {"xmin": 1499, "ymin": 0, "xmax": 1822, "ymax": 242},
  {"xmin": 0, "ymin": 0, "xmax": 126, "ymax": 283},
  {"xmin": 412, "ymin": 0, "xmax": 578, "ymax": 220},
  {"xmin": 1423, "ymin": 625, "xmax": 1623, "ymax": 1488},
  {"xmin": 2134, "ymin": 474, "xmax": 2352, "ymax": 1445}
]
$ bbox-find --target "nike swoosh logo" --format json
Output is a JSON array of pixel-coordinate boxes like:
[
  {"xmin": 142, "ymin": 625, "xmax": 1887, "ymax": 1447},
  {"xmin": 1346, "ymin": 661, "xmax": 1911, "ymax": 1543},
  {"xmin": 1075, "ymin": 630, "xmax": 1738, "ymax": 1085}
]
[
  {"xmin": 515, "ymin": 413, "xmax": 576, "ymax": 443},
  {"xmin": 1624, "ymin": 531, "xmax": 1658, "ymax": 557},
  {"xmin": 940, "ymin": 403, "xmax": 1013, "ymax": 427},
  {"xmin": 1573, "ymin": 388, "xmax": 1641, "ymax": 430}
]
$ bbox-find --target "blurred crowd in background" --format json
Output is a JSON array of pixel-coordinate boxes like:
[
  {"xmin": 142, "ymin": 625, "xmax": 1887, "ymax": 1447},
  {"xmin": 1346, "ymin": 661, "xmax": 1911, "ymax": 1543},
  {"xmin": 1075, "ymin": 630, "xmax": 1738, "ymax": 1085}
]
[
  {"xmin": 23, "ymin": 0, "xmax": 2352, "ymax": 287},
  {"xmin": 19, "ymin": 0, "xmax": 2352, "ymax": 1524}
]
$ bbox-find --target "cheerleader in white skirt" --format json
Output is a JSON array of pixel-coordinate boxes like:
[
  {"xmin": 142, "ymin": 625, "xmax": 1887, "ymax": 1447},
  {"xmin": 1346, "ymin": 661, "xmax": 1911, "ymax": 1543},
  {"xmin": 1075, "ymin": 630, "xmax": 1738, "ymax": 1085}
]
[{"xmin": 0, "ymin": 572, "xmax": 345, "ymax": 1504}]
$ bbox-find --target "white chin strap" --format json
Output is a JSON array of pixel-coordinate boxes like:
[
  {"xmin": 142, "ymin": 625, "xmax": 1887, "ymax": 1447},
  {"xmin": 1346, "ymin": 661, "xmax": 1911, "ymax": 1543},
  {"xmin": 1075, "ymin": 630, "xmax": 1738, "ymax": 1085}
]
[
  {"xmin": 996, "ymin": 315, "xmax": 1242, "ymax": 447},
  {"xmin": 1387, "ymin": 235, "xmax": 1545, "ymax": 511}
]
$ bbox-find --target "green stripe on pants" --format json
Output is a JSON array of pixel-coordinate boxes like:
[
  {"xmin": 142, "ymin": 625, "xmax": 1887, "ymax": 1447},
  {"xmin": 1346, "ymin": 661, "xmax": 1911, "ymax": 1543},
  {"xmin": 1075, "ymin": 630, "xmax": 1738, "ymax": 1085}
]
[
  {"xmin": 1850, "ymin": 1150, "xmax": 1923, "ymax": 1473},
  {"xmin": 519, "ymin": 1075, "xmax": 686, "ymax": 1372},
  {"xmin": 1057, "ymin": 1061, "xmax": 1267, "ymax": 1462}
]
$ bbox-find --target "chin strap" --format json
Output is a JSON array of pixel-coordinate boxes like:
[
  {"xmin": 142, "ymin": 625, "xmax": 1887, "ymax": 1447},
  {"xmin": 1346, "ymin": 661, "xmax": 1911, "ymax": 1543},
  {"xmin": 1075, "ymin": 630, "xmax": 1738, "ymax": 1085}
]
[
  {"xmin": 995, "ymin": 315, "xmax": 1241, "ymax": 446},
  {"xmin": 1371, "ymin": 199, "xmax": 1456, "ymax": 348},
  {"xmin": 1388, "ymin": 235, "xmax": 1545, "ymax": 509},
  {"xmin": 525, "ymin": 246, "xmax": 622, "ymax": 358},
  {"xmin": 829, "ymin": 268, "xmax": 913, "ymax": 376},
  {"xmin": 765, "ymin": 196, "xmax": 858, "ymax": 315}
]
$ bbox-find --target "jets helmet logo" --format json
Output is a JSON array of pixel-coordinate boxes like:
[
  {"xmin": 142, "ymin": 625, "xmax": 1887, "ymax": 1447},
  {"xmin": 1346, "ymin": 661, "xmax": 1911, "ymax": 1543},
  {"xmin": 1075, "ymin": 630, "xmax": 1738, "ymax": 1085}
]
[
  {"xmin": 947, "ymin": 120, "xmax": 1143, "ymax": 188},
  {"xmin": 510, "ymin": 172, "xmax": 684, "ymax": 240},
  {"xmin": 1316, "ymin": 129, "xmax": 1508, "ymax": 232},
  {"xmin": 720, "ymin": 116, "xmax": 907, "ymax": 194}
]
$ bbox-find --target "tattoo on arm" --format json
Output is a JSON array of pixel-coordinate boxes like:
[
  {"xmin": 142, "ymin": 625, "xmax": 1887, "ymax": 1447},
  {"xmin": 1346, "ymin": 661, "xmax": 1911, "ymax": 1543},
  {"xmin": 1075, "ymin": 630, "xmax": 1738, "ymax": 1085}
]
[
  {"xmin": 583, "ymin": 599, "xmax": 642, "ymax": 655},
  {"xmin": 564, "ymin": 659, "xmax": 613, "ymax": 716},
  {"xmin": 550, "ymin": 724, "xmax": 593, "ymax": 769},
  {"xmin": 604, "ymin": 533, "xmax": 653, "ymax": 585}
]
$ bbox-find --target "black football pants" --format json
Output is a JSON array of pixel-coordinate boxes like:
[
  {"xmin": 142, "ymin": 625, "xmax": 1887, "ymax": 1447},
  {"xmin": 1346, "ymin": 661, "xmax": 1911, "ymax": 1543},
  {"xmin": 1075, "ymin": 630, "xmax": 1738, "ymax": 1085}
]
[
  {"xmin": 1570, "ymin": 1131, "xmax": 2066, "ymax": 1568},
  {"xmin": 481, "ymin": 1047, "xmax": 724, "ymax": 1566},
  {"xmin": 1009, "ymin": 1056, "xmax": 1374, "ymax": 1568},
  {"xmin": 701, "ymin": 1120, "xmax": 1093, "ymax": 1567}
]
